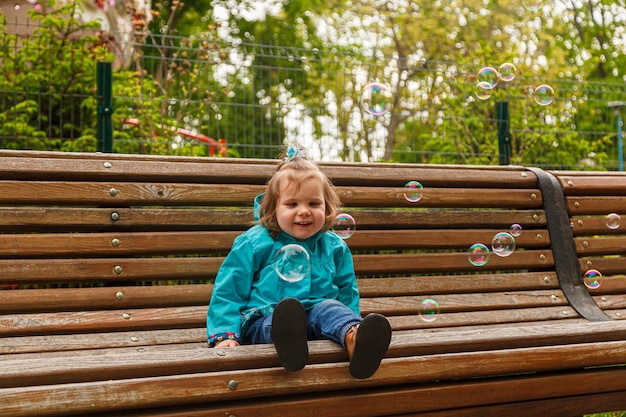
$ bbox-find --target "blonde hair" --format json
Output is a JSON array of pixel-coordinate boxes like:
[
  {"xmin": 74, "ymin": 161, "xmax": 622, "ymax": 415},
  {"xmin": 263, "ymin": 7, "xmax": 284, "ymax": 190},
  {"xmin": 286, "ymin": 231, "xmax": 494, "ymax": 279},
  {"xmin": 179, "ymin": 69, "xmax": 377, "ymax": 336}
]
[{"xmin": 259, "ymin": 156, "xmax": 341, "ymax": 237}]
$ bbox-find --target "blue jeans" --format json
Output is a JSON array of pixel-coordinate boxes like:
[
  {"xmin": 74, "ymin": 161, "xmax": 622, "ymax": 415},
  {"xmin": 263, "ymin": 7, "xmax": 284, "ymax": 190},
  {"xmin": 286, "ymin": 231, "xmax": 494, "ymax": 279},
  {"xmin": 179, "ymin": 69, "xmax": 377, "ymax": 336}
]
[{"xmin": 243, "ymin": 299, "xmax": 363, "ymax": 348}]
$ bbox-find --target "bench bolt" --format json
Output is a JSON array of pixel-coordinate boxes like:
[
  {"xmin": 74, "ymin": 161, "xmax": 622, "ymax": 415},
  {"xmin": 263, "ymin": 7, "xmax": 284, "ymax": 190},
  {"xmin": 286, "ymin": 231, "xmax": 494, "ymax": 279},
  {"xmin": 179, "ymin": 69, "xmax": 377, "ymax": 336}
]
[
  {"xmin": 116, "ymin": 291, "xmax": 125, "ymax": 301},
  {"xmin": 111, "ymin": 212, "xmax": 120, "ymax": 221},
  {"xmin": 114, "ymin": 265, "xmax": 123, "ymax": 274},
  {"xmin": 109, "ymin": 188, "xmax": 118, "ymax": 196},
  {"xmin": 112, "ymin": 239, "xmax": 121, "ymax": 247},
  {"xmin": 122, "ymin": 313, "xmax": 131, "ymax": 320},
  {"xmin": 103, "ymin": 162, "xmax": 112, "ymax": 169},
  {"xmin": 228, "ymin": 380, "xmax": 238, "ymax": 391}
]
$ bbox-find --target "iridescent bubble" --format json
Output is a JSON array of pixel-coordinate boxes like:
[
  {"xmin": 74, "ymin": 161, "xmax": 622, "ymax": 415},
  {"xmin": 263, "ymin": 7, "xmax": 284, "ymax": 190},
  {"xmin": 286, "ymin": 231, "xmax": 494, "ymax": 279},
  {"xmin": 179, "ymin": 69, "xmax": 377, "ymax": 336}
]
[
  {"xmin": 523, "ymin": 0, "xmax": 544, "ymax": 12},
  {"xmin": 468, "ymin": 243, "xmax": 490, "ymax": 267},
  {"xmin": 274, "ymin": 244, "xmax": 311, "ymax": 283},
  {"xmin": 332, "ymin": 213, "xmax": 356, "ymax": 239},
  {"xmin": 533, "ymin": 85, "xmax": 555, "ymax": 105},
  {"xmin": 510, "ymin": 224, "xmax": 523, "ymax": 237},
  {"xmin": 606, "ymin": 213, "xmax": 621, "ymax": 230},
  {"xmin": 404, "ymin": 180, "xmax": 423, "ymax": 203},
  {"xmin": 498, "ymin": 63, "xmax": 517, "ymax": 82},
  {"xmin": 477, "ymin": 67, "xmax": 499, "ymax": 89},
  {"xmin": 492, "ymin": 232, "xmax": 516, "ymax": 257},
  {"xmin": 475, "ymin": 81, "xmax": 492, "ymax": 100},
  {"xmin": 360, "ymin": 82, "xmax": 393, "ymax": 116},
  {"xmin": 583, "ymin": 269, "xmax": 602, "ymax": 290},
  {"xmin": 419, "ymin": 299, "xmax": 441, "ymax": 322}
]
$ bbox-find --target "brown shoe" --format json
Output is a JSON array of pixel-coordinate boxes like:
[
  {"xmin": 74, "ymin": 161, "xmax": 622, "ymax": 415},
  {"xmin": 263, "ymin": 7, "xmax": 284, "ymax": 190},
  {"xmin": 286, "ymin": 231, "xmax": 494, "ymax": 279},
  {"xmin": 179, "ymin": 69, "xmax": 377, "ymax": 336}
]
[
  {"xmin": 346, "ymin": 314, "xmax": 391, "ymax": 379},
  {"xmin": 271, "ymin": 298, "xmax": 309, "ymax": 372}
]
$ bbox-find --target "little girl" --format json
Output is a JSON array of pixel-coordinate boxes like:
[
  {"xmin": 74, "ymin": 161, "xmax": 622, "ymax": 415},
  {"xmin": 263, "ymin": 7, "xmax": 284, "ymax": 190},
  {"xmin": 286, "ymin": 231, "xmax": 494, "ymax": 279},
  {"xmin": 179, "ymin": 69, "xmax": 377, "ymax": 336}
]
[{"xmin": 206, "ymin": 147, "xmax": 392, "ymax": 379}]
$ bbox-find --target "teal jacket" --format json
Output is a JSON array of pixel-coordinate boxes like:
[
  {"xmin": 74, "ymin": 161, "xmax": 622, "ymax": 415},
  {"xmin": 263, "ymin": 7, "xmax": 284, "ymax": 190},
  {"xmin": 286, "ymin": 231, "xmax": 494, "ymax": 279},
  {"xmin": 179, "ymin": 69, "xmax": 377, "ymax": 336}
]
[{"xmin": 206, "ymin": 195, "xmax": 360, "ymax": 346}]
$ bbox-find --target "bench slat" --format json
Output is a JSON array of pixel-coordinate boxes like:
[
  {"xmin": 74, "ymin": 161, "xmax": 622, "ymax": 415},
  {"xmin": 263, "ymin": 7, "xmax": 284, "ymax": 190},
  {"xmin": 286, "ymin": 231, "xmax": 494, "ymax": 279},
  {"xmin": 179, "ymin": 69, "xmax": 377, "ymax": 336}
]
[
  {"xmin": 4, "ymin": 320, "xmax": 626, "ymax": 389},
  {"xmin": 0, "ymin": 207, "xmax": 547, "ymax": 231},
  {"xmin": 123, "ymin": 368, "xmax": 626, "ymax": 417},
  {"xmin": 4, "ymin": 337, "xmax": 626, "ymax": 416},
  {"xmin": 0, "ymin": 229, "xmax": 549, "ymax": 259},
  {"xmin": 357, "ymin": 272, "xmax": 559, "ymax": 296},
  {"xmin": 0, "ymin": 181, "xmax": 542, "ymax": 208},
  {"xmin": 566, "ymin": 196, "xmax": 626, "ymax": 214},
  {"xmin": 0, "ymin": 328, "xmax": 206, "ymax": 355},
  {"xmin": 1, "ymin": 153, "xmax": 539, "ymax": 187}
]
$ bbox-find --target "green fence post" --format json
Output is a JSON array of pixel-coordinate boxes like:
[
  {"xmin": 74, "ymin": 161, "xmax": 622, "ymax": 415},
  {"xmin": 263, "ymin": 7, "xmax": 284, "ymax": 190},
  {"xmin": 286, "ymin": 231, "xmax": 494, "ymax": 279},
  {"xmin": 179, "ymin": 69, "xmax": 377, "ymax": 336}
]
[
  {"xmin": 496, "ymin": 100, "xmax": 511, "ymax": 165},
  {"xmin": 97, "ymin": 62, "xmax": 113, "ymax": 153}
]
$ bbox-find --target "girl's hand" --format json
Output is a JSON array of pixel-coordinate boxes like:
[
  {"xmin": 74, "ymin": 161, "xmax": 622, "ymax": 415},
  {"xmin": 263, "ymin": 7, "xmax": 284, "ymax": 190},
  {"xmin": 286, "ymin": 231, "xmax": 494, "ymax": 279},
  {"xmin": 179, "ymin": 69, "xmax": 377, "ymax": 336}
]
[{"xmin": 215, "ymin": 339, "xmax": 240, "ymax": 348}]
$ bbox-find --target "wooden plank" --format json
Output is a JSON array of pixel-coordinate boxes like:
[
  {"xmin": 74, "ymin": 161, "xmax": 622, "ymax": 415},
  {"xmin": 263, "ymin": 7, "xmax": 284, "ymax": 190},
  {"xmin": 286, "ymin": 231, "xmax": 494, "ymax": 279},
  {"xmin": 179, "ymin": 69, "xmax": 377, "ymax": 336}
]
[
  {"xmin": 353, "ymin": 250, "xmax": 555, "ymax": 275},
  {"xmin": 103, "ymin": 370, "xmax": 626, "ymax": 417},
  {"xmin": 0, "ymin": 306, "xmax": 207, "ymax": 337},
  {"xmin": 388, "ymin": 306, "xmax": 578, "ymax": 330},
  {"xmin": 556, "ymin": 175, "xmax": 626, "ymax": 195},
  {"xmin": 566, "ymin": 196, "xmax": 626, "ymax": 214},
  {"xmin": 4, "ymin": 339, "xmax": 626, "ymax": 416},
  {"xmin": 346, "ymin": 229, "xmax": 550, "ymax": 250},
  {"xmin": 4, "ymin": 320, "xmax": 626, "ymax": 389},
  {"xmin": 575, "ymin": 236, "xmax": 626, "ymax": 256},
  {"xmin": 0, "ymin": 207, "xmax": 546, "ymax": 232},
  {"xmin": 0, "ymin": 180, "xmax": 542, "ymax": 208},
  {"xmin": 0, "ymin": 228, "xmax": 550, "ymax": 259},
  {"xmin": 571, "ymin": 214, "xmax": 626, "ymax": 235},
  {"xmin": 0, "ymin": 257, "xmax": 222, "ymax": 285},
  {"xmin": 357, "ymin": 272, "xmax": 559, "ymax": 296},
  {"xmin": 0, "ymin": 151, "xmax": 538, "ymax": 187},
  {"xmin": 0, "ymin": 285, "xmax": 212, "ymax": 313},
  {"xmin": 0, "ymin": 328, "xmax": 206, "ymax": 354},
  {"xmin": 0, "ymin": 231, "xmax": 237, "ymax": 258},
  {"xmin": 0, "ymin": 207, "xmax": 254, "ymax": 232},
  {"xmin": 0, "ymin": 181, "xmax": 264, "ymax": 206}
]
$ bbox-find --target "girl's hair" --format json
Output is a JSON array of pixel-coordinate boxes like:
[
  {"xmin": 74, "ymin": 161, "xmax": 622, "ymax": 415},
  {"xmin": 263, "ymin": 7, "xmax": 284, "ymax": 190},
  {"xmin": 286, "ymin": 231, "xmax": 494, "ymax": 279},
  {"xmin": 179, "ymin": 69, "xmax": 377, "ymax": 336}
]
[{"xmin": 258, "ymin": 152, "xmax": 341, "ymax": 237}]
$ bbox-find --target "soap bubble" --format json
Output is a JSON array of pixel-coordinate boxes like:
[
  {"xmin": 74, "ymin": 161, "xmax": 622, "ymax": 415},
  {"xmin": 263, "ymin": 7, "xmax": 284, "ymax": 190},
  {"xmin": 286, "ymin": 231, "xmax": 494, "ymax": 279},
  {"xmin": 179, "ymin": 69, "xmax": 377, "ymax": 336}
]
[
  {"xmin": 523, "ymin": 0, "xmax": 544, "ymax": 12},
  {"xmin": 468, "ymin": 243, "xmax": 490, "ymax": 267},
  {"xmin": 475, "ymin": 82, "xmax": 493, "ymax": 100},
  {"xmin": 360, "ymin": 82, "xmax": 393, "ymax": 116},
  {"xmin": 606, "ymin": 213, "xmax": 621, "ymax": 230},
  {"xmin": 533, "ymin": 85, "xmax": 555, "ymax": 105},
  {"xmin": 274, "ymin": 244, "xmax": 311, "ymax": 283},
  {"xmin": 332, "ymin": 213, "xmax": 356, "ymax": 239},
  {"xmin": 492, "ymin": 232, "xmax": 516, "ymax": 257},
  {"xmin": 498, "ymin": 63, "xmax": 517, "ymax": 82},
  {"xmin": 510, "ymin": 224, "xmax": 523, "ymax": 237},
  {"xmin": 404, "ymin": 180, "xmax": 424, "ymax": 203},
  {"xmin": 477, "ymin": 67, "xmax": 499, "ymax": 89},
  {"xmin": 419, "ymin": 299, "xmax": 441, "ymax": 322},
  {"xmin": 583, "ymin": 269, "xmax": 602, "ymax": 289}
]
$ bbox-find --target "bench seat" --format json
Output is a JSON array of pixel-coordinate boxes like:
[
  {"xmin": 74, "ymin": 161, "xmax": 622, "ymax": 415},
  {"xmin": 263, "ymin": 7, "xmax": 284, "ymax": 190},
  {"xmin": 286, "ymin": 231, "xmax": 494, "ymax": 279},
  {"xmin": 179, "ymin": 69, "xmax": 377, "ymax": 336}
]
[{"xmin": 1, "ymin": 150, "xmax": 626, "ymax": 416}]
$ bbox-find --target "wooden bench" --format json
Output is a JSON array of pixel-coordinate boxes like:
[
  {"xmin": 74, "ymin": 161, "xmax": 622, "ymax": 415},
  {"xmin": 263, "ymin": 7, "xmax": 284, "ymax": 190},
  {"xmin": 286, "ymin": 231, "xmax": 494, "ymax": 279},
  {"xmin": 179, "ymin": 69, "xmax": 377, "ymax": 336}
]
[{"xmin": 1, "ymin": 150, "xmax": 626, "ymax": 416}]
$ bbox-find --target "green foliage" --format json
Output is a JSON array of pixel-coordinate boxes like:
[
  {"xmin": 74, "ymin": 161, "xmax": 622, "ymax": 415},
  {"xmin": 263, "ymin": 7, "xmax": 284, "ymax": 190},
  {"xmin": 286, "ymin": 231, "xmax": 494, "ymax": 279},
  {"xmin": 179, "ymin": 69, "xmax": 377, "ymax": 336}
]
[{"xmin": 0, "ymin": 1, "xmax": 110, "ymax": 151}]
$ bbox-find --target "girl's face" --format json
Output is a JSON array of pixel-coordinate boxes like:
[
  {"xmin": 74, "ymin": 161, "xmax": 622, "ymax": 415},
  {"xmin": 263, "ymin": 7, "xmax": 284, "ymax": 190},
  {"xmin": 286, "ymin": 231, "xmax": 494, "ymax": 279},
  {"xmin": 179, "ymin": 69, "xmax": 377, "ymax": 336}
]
[{"xmin": 276, "ymin": 177, "xmax": 326, "ymax": 240}]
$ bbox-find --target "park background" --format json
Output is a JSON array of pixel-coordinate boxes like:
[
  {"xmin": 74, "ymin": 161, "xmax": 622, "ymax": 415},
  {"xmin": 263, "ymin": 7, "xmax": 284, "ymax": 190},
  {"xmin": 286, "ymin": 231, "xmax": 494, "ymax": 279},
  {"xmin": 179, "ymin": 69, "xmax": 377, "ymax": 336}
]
[{"xmin": 1, "ymin": 0, "xmax": 626, "ymax": 170}]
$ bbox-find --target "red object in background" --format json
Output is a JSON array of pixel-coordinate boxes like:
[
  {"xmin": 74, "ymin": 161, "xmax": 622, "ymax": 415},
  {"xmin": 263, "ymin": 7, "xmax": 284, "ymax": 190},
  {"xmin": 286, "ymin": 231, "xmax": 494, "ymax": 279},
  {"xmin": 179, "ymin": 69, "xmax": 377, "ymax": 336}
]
[
  {"xmin": 123, "ymin": 118, "xmax": 225, "ymax": 157},
  {"xmin": 2, "ymin": 284, "xmax": 19, "ymax": 290}
]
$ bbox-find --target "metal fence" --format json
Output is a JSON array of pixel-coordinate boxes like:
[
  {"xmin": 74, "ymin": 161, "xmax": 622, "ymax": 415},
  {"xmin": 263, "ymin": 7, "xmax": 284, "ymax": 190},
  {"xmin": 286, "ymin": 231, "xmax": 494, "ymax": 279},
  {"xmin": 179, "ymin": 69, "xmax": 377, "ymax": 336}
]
[{"xmin": 1, "ymin": 12, "xmax": 626, "ymax": 169}]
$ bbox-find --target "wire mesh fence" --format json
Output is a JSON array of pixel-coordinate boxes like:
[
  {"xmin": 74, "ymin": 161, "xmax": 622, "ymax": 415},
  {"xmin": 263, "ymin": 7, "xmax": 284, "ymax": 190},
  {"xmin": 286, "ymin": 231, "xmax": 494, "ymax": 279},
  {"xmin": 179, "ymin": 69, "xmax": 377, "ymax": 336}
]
[{"xmin": 1, "ymin": 8, "xmax": 626, "ymax": 169}]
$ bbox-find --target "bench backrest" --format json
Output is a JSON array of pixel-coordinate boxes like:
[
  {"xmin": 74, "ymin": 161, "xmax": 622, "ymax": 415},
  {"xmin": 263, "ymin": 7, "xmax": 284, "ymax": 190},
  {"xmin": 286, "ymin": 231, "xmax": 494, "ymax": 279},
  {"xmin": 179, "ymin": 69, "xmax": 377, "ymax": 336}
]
[
  {"xmin": 553, "ymin": 171, "xmax": 626, "ymax": 320},
  {"xmin": 0, "ymin": 151, "xmax": 606, "ymax": 352}
]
